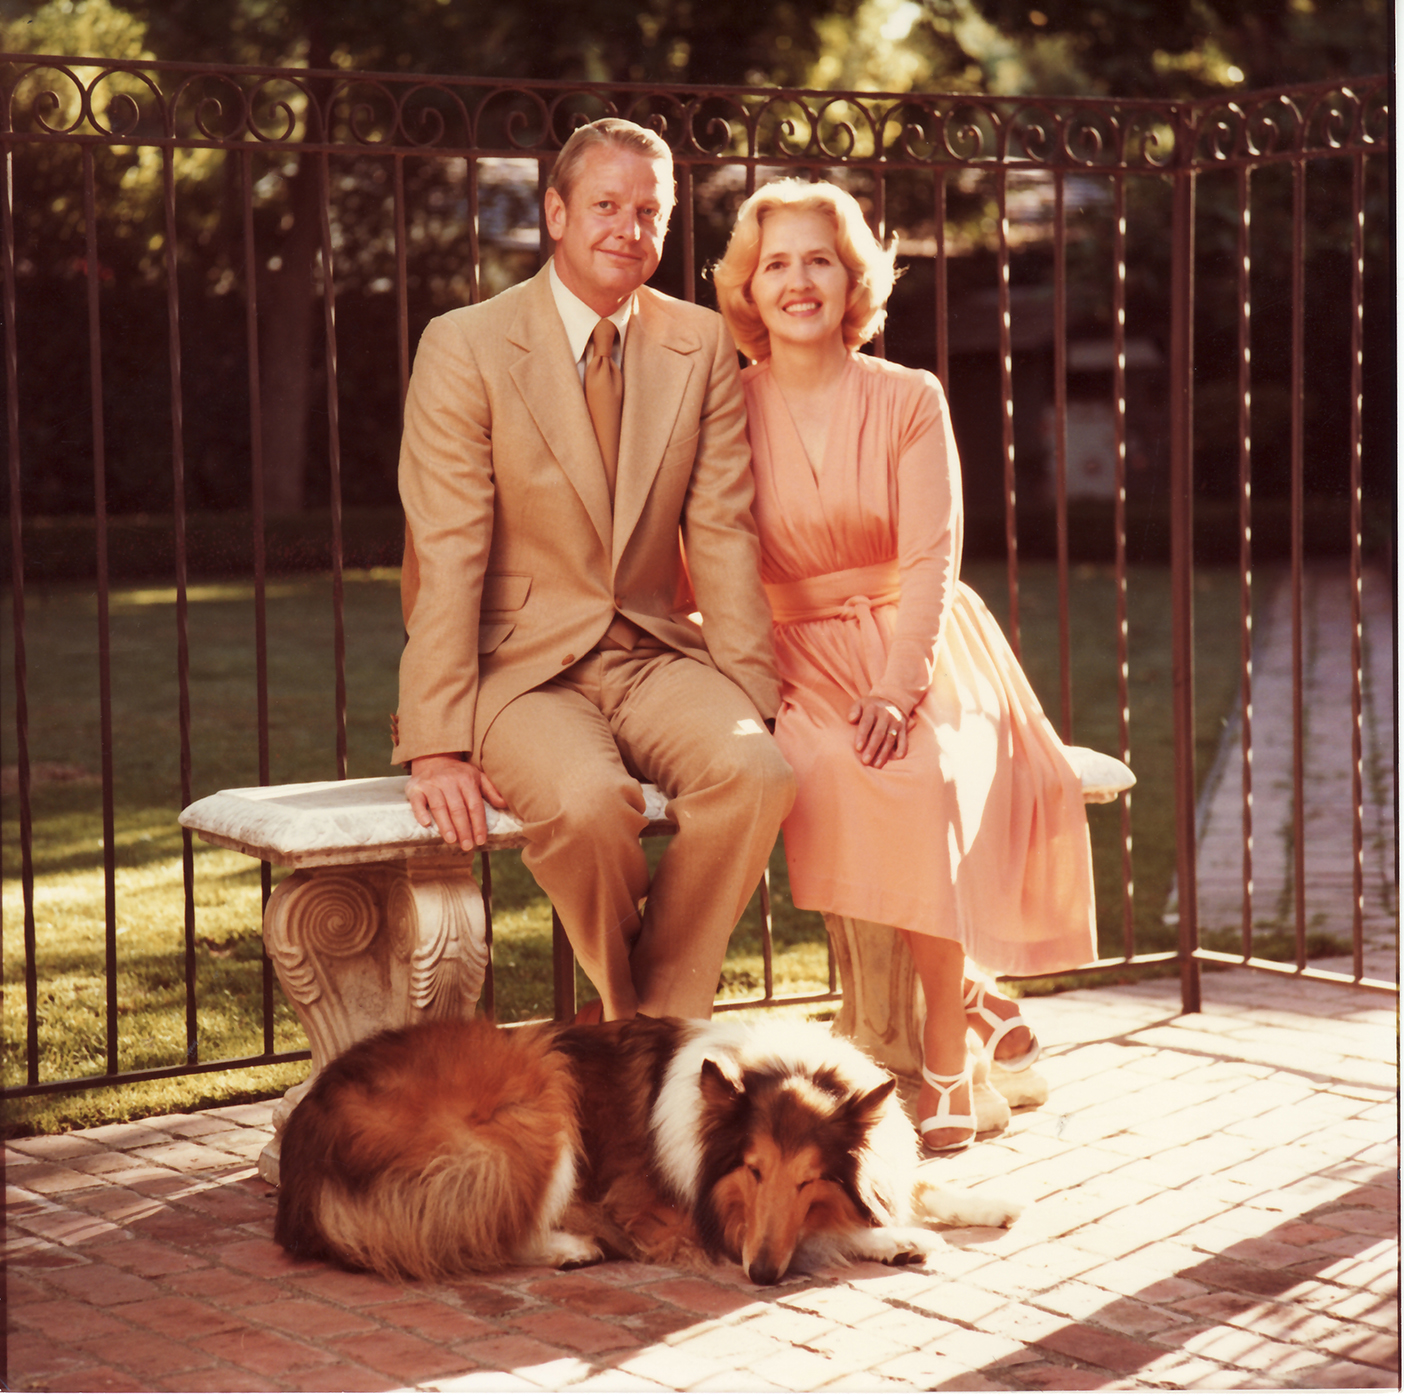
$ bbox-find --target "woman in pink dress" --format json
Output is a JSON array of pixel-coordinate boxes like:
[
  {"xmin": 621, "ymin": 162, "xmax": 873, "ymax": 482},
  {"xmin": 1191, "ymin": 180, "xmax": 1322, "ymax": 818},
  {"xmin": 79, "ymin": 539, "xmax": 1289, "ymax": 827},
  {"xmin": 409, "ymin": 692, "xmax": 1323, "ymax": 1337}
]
[{"xmin": 714, "ymin": 180, "xmax": 1097, "ymax": 1150}]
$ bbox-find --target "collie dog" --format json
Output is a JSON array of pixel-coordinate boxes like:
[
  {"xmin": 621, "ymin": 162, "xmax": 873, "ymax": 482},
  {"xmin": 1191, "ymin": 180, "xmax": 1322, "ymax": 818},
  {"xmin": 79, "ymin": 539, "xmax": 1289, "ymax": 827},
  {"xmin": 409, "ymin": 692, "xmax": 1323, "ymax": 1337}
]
[{"xmin": 275, "ymin": 1015, "xmax": 1022, "ymax": 1285}]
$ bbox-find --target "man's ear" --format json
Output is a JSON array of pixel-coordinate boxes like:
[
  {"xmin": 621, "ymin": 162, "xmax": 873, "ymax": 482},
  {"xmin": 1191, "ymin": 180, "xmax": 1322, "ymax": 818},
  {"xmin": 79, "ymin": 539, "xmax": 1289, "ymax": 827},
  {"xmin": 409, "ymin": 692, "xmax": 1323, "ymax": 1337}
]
[{"xmin": 543, "ymin": 186, "xmax": 566, "ymax": 244}]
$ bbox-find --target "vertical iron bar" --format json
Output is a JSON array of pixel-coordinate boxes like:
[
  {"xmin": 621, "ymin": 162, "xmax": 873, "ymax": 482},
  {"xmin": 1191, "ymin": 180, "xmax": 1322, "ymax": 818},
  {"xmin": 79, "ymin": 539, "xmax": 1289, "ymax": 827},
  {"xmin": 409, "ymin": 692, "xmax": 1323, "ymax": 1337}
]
[
  {"xmin": 466, "ymin": 155, "xmax": 481, "ymax": 306},
  {"xmin": 317, "ymin": 152, "xmax": 348, "ymax": 781},
  {"xmin": 997, "ymin": 168, "xmax": 1020, "ymax": 657},
  {"xmin": 1348, "ymin": 149, "xmax": 1366, "ymax": 981},
  {"xmin": 479, "ymin": 851, "xmax": 495, "ymax": 1022},
  {"xmin": 760, "ymin": 870, "xmax": 774, "ymax": 1001},
  {"xmin": 1169, "ymin": 155, "xmax": 1200, "ymax": 1014},
  {"xmin": 1112, "ymin": 171, "xmax": 1134, "ymax": 959},
  {"xmin": 537, "ymin": 159, "xmax": 552, "ymax": 271},
  {"xmin": 162, "ymin": 146, "xmax": 199, "ymax": 1062},
  {"xmin": 395, "ymin": 153, "xmax": 410, "ymax": 408},
  {"xmin": 552, "ymin": 909, "xmax": 576, "ymax": 1021},
  {"xmin": 1052, "ymin": 169, "xmax": 1071, "ymax": 741},
  {"xmin": 934, "ymin": 168, "xmax": 949, "ymax": 390},
  {"xmin": 2, "ymin": 140, "xmax": 39, "ymax": 1084},
  {"xmin": 83, "ymin": 147, "xmax": 120, "ymax": 1074},
  {"xmin": 678, "ymin": 161, "xmax": 695, "ymax": 303},
  {"xmin": 872, "ymin": 171, "xmax": 887, "ymax": 361},
  {"xmin": 1290, "ymin": 156, "xmax": 1306, "ymax": 970},
  {"xmin": 1236, "ymin": 163, "xmax": 1255, "ymax": 963},
  {"xmin": 241, "ymin": 149, "xmax": 275, "ymax": 1054}
]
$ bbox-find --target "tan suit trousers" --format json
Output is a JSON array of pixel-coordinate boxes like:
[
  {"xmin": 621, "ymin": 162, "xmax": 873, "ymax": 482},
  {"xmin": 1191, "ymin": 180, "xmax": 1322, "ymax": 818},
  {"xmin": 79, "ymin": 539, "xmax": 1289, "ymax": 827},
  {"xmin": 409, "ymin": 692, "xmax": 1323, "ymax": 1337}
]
[{"xmin": 478, "ymin": 647, "xmax": 795, "ymax": 1020}]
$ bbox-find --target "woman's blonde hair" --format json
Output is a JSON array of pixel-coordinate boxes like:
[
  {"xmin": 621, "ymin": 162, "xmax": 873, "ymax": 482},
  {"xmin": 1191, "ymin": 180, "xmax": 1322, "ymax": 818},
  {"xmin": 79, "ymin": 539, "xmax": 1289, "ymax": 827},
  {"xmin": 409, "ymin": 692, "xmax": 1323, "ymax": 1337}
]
[{"xmin": 712, "ymin": 179, "xmax": 898, "ymax": 361}]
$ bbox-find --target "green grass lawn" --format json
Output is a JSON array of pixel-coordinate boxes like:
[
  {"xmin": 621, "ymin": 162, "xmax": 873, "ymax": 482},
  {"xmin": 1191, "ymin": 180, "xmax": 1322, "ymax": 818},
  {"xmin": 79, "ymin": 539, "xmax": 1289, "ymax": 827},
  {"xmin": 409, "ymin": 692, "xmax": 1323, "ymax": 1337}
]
[{"xmin": 3, "ymin": 561, "xmax": 1250, "ymax": 1135}]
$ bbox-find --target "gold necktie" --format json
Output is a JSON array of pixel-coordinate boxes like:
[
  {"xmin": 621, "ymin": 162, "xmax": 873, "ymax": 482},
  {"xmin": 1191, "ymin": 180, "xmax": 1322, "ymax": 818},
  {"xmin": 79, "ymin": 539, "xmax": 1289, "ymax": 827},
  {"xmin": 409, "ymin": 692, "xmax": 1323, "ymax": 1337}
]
[{"xmin": 584, "ymin": 318, "xmax": 622, "ymax": 498}]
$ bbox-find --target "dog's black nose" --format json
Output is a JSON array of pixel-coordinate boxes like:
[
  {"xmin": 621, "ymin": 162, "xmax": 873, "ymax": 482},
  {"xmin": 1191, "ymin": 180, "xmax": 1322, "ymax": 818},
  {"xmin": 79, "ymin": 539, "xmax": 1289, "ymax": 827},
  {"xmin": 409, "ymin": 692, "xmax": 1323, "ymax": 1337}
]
[{"xmin": 746, "ymin": 1260, "xmax": 783, "ymax": 1286}]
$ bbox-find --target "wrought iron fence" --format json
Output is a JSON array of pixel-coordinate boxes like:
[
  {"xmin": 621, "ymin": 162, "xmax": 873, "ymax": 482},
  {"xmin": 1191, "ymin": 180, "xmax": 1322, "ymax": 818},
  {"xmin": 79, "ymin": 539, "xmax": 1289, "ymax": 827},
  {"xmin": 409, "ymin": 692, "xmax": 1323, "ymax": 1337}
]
[{"xmin": 1, "ymin": 56, "xmax": 1394, "ymax": 1101}]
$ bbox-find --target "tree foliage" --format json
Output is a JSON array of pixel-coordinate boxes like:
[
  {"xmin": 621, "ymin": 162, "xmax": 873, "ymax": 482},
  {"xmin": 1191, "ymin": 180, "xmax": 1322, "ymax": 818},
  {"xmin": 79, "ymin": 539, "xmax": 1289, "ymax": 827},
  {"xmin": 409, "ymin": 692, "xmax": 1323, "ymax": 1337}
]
[
  {"xmin": 963, "ymin": 0, "xmax": 1390, "ymax": 96},
  {"xmin": 2, "ymin": 0, "xmax": 1390, "ymax": 517}
]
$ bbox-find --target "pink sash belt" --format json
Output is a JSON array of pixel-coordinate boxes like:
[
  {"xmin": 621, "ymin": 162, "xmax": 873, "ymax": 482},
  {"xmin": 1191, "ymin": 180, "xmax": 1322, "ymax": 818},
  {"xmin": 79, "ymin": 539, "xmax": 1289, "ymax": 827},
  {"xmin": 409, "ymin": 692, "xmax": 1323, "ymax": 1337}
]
[
  {"xmin": 764, "ymin": 560, "xmax": 900, "ymax": 626},
  {"xmin": 765, "ymin": 561, "xmax": 900, "ymax": 693}
]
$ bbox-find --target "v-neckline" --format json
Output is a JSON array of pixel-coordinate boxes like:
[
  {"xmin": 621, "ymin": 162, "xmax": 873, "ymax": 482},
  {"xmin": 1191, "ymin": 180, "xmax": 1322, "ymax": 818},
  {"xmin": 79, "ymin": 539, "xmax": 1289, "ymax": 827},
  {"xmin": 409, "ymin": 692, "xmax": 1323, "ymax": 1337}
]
[{"xmin": 768, "ymin": 358, "xmax": 852, "ymax": 490}]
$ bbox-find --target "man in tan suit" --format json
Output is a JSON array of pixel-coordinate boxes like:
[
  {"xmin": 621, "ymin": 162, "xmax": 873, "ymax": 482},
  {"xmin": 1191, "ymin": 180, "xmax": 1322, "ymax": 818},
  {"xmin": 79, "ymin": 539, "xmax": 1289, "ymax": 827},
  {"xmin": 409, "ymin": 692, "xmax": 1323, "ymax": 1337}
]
[{"xmin": 394, "ymin": 118, "xmax": 795, "ymax": 1021}]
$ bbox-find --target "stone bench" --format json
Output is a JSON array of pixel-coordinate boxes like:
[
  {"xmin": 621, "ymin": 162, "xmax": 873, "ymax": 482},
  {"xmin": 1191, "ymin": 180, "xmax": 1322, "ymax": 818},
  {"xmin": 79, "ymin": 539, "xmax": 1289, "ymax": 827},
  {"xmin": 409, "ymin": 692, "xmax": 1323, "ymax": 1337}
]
[
  {"xmin": 180, "ymin": 748, "xmax": 1132, "ymax": 1182},
  {"xmin": 180, "ymin": 775, "xmax": 677, "ymax": 1182}
]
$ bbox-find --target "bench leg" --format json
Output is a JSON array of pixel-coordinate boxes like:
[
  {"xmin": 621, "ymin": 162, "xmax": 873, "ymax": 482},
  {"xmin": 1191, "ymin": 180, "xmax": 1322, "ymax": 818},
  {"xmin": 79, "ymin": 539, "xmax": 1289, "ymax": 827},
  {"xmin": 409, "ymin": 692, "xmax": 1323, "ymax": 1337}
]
[
  {"xmin": 824, "ymin": 914, "xmax": 925, "ymax": 1080},
  {"xmin": 257, "ymin": 854, "xmax": 489, "ymax": 1183}
]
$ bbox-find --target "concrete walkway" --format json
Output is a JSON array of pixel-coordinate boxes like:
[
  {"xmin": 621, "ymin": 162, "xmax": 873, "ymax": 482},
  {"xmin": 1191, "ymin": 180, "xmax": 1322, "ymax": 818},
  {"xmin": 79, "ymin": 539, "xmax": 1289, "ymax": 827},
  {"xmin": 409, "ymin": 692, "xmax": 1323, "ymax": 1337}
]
[
  {"xmin": 1190, "ymin": 565, "xmax": 1396, "ymax": 982},
  {"xmin": 6, "ymin": 967, "xmax": 1397, "ymax": 1392}
]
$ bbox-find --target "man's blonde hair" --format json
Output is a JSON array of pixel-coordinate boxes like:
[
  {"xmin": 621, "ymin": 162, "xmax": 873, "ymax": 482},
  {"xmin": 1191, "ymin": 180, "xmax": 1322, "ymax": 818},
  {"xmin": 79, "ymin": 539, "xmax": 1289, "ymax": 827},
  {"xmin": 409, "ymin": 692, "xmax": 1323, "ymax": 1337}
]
[
  {"xmin": 549, "ymin": 117, "xmax": 675, "ymax": 209},
  {"xmin": 713, "ymin": 179, "xmax": 898, "ymax": 361}
]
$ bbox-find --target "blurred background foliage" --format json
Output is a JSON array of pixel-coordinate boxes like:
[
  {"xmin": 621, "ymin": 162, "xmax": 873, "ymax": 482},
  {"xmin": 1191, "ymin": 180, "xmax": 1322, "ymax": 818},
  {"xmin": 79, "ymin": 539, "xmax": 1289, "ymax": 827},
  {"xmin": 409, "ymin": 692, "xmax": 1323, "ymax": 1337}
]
[
  {"xmin": 5, "ymin": 0, "xmax": 1388, "ymax": 95},
  {"xmin": 0, "ymin": 0, "xmax": 1391, "ymax": 530}
]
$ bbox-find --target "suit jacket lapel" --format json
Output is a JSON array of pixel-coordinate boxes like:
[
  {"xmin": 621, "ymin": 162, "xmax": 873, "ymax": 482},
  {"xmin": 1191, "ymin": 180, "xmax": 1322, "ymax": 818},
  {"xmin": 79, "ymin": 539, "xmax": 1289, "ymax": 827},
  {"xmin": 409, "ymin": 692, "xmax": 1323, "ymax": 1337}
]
[
  {"xmin": 613, "ymin": 290, "xmax": 698, "ymax": 567},
  {"xmin": 507, "ymin": 266, "xmax": 613, "ymax": 555}
]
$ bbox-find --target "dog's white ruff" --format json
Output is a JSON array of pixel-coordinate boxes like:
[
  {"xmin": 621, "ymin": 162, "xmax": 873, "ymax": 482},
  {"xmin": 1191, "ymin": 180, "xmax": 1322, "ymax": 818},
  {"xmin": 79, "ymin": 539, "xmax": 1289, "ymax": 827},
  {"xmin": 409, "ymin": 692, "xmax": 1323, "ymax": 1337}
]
[
  {"xmin": 650, "ymin": 1018, "xmax": 902, "ymax": 1207},
  {"xmin": 648, "ymin": 1016, "xmax": 1024, "ymax": 1269}
]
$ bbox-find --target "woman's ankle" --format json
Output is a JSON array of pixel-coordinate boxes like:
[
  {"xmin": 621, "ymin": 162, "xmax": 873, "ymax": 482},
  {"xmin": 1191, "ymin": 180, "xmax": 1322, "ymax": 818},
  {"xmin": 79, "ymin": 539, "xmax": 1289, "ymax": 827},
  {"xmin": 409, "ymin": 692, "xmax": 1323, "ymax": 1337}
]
[{"xmin": 963, "ymin": 977, "xmax": 1034, "ymax": 1062}]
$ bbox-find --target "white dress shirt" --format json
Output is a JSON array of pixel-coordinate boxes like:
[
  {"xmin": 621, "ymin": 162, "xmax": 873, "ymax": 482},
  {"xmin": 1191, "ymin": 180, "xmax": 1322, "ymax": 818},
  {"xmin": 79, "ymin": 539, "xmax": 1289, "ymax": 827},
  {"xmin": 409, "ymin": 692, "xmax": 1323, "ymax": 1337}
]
[{"xmin": 549, "ymin": 259, "xmax": 632, "ymax": 384}]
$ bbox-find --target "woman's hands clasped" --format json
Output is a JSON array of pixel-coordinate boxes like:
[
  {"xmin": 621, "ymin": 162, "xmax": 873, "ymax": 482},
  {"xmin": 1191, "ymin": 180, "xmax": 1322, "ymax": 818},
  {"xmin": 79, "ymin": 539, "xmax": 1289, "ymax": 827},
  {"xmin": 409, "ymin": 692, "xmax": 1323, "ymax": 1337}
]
[{"xmin": 848, "ymin": 695, "xmax": 909, "ymax": 768}]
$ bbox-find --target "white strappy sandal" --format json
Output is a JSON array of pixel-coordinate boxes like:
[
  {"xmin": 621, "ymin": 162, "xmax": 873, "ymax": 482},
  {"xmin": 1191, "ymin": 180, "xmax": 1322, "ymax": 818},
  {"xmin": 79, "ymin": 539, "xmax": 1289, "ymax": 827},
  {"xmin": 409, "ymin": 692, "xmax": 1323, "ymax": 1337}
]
[
  {"xmin": 964, "ymin": 979, "xmax": 1041, "ymax": 1073},
  {"xmin": 919, "ymin": 1063, "xmax": 978, "ymax": 1152}
]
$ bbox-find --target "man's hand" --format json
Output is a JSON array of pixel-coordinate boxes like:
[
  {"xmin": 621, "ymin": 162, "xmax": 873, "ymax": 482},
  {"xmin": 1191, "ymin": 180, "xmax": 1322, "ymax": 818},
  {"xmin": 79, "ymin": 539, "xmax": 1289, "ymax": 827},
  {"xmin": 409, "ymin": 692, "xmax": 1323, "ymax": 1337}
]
[
  {"xmin": 848, "ymin": 696, "xmax": 909, "ymax": 769},
  {"xmin": 405, "ymin": 754, "xmax": 507, "ymax": 850}
]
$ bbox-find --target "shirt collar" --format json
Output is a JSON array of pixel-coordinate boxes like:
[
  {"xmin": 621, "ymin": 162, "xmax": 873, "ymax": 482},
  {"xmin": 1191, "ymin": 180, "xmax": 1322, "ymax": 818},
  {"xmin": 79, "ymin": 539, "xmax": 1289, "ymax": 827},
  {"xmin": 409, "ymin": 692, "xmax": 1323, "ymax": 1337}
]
[{"xmin": 549, "ymin": 258, "xmax": 633, "ymax": 365}]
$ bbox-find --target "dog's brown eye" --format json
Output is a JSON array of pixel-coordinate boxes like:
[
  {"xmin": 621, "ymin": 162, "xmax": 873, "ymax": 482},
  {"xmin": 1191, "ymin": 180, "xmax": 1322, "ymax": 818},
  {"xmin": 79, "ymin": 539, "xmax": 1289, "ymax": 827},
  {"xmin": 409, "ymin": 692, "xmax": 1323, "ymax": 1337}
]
[{"xmin": 748, "ymin": 1164, "xmax": 762, "ymax": 1182}]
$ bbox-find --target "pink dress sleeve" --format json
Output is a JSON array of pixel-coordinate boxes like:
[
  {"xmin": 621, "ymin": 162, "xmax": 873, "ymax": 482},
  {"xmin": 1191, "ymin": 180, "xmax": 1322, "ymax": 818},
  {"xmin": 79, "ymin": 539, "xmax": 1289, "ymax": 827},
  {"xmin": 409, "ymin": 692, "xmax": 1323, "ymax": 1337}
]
[{"xmin": 870, "ymin": 374, "xmax": 964, "ymax": 718}]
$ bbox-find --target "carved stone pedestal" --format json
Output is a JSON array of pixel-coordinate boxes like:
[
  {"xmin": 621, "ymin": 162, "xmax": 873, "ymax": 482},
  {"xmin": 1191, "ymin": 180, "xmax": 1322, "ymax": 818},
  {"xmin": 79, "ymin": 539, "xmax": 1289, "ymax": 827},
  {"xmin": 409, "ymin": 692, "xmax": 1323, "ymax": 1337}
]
[
  {"xmin": 259, "ymin": 855, "xmax": 490, "ymax": 1183},
  {"xmin": 178, "ymin": 774, "xmax": 678, "ymax": 1185}
]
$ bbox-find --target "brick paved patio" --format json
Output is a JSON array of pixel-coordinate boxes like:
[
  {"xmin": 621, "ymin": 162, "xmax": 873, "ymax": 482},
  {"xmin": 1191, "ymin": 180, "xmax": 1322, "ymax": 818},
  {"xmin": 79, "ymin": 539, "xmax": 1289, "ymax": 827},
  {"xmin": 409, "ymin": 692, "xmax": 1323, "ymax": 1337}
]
[
  {"xmin": 6, "ymin": 566, "xmax": 1396, "ymax": 1390},
  {"xmin": 6, "ymin": 965, "xmax": 1397, "ymax": 1392}
]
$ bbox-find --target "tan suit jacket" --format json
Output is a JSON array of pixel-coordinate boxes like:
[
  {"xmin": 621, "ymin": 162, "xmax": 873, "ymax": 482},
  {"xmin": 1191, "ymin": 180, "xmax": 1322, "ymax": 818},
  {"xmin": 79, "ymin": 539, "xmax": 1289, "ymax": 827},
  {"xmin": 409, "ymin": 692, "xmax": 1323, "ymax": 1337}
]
[{"xmin": 394, "ymin": 262, "xmax": 779, "ymax": 766}]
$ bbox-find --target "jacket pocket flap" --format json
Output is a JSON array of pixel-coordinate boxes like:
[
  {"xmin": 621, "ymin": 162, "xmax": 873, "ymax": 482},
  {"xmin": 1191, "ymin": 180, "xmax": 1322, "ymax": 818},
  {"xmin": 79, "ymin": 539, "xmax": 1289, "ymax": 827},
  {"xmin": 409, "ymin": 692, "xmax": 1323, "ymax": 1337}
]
[
  {"xmin": 478, "ymin": 622, "xmax": 515, "ymax": 654},
  {"xmin": 481, "ymin": 572, "xmax": 531, "ymax": 612}
]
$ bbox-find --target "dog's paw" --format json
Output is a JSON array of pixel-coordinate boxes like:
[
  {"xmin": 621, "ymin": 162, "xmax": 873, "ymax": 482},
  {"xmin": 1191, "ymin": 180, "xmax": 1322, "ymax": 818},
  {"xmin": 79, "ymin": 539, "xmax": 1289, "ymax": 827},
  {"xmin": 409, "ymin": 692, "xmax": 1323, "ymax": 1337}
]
[
  {"xmin": 882, "ymin": 1248, "xmax": 926, "ymax": 1268},
  {"xmin": 559, "ymin": 1251, "xmax": 605, "ymax": 1271},
  {"xmin": 791, "ymin": 1226, "xmax": 938, "ymax": 1276},
  {"xmin": 517, "ymin": 1230, "xmax": 605, "ymax": 1270},
  {"xmin": 954, "ymin": 1192, "xmax": 1025, "ymax": 1229},
  {"xmin": 852, "ymin": 1226, "xmax": 943, "ymax": 1267},
  {"xmin": 913, "ymin": 1178, "xmax": 1026, "ymax": 1230}
]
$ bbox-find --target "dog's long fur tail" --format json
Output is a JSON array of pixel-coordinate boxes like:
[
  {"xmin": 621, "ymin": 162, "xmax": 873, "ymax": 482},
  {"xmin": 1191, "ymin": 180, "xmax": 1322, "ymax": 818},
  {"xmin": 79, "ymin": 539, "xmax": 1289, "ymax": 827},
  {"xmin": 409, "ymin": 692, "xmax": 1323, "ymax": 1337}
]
[{"xmin": 275, "ymin": 1020, "xmax": 583, "ymax": 1281}]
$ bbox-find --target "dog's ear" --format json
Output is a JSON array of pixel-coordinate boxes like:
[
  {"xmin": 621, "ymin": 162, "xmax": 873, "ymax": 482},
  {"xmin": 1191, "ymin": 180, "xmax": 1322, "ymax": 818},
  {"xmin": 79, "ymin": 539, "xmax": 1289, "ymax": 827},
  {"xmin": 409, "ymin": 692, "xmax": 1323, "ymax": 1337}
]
[
  {"xmin": 699, "ymin": 1056, "xmax": 744, "ymax": 1107},
  {"xmin": 842, "ymin": 1077, "xmax": 896, "ymax": 1132}
]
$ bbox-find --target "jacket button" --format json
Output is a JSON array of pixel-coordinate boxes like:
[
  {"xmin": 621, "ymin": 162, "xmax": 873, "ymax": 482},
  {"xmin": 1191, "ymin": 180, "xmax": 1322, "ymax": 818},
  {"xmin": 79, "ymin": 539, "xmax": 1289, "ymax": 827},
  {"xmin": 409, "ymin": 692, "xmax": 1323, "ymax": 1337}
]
[{"xmin": 561, "ymin": 654, "xmax": 575, "ymax": 666}]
